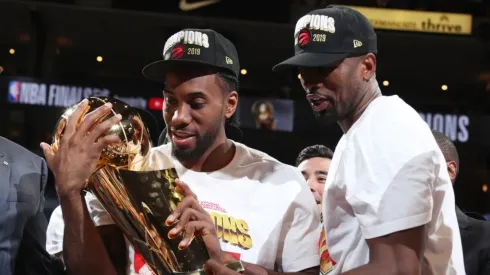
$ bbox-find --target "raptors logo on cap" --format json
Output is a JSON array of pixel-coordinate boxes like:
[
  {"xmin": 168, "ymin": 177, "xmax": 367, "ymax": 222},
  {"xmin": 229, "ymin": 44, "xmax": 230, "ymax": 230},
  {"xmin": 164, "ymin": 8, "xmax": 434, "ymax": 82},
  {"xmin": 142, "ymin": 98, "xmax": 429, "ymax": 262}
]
[
  {"xmin": 298, "ymin": 29, "xmax": 311, "ymax": 48},
  {"xmin": 171, "ymin": 44, "xmax": 184, "ymax": 59}
]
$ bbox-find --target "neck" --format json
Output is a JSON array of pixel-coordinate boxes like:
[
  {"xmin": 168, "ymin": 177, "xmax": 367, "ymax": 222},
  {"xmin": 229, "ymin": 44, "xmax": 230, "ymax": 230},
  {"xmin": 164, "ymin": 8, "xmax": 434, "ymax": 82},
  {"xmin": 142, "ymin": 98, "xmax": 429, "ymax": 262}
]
[
  {"xmin": 179, "ymin": 132, "xmax": 236, "ymax": 172},
  {"xmin": 338, "ymin": 81, "xmax": 381, "ymax": 133}
]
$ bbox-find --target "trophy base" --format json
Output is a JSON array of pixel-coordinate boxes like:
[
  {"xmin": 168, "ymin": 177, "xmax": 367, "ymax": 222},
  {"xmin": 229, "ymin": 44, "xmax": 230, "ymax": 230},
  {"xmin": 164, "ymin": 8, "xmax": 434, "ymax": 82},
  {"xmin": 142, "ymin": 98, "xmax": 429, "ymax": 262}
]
[{"xmin": 174, "ymin": 261, "xmax": 245, "ymax": 275}]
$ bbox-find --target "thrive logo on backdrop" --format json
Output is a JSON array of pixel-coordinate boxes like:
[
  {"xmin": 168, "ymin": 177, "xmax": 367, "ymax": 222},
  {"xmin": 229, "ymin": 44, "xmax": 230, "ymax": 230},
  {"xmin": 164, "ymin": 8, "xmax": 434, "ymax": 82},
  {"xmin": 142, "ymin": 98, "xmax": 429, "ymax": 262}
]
[{"xmin": 8, "ymin": 81, "xmax": 21, "ymax": 103}]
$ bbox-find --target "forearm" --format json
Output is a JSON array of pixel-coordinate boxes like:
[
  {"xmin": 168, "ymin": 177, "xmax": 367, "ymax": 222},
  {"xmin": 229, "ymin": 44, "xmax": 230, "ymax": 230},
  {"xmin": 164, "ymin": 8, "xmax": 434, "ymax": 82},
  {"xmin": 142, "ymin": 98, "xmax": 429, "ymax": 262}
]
[{"xmin": 60, "ymin": 192, "xmax": 117, "ymax": 275}]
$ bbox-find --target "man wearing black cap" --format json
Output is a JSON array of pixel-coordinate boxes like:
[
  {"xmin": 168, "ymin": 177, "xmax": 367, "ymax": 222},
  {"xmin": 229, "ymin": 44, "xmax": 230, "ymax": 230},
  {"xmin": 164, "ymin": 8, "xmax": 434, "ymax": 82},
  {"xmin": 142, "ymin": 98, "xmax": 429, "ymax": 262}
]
[
  {"xmin": 43, "ymin": 29, "xmax": 321, "ymax": 275},
  {"xmin": 273, "ymin": 5, "xmax": 464, "ymax": 275}
]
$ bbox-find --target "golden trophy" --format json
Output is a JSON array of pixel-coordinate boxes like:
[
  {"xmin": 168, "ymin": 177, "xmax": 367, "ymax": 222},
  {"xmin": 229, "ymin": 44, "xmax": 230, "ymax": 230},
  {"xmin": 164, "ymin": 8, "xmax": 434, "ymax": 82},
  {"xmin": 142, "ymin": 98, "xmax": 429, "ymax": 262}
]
[{"xmin": 51, "ymin": 97, "xmax": 244, "ymax": 275}]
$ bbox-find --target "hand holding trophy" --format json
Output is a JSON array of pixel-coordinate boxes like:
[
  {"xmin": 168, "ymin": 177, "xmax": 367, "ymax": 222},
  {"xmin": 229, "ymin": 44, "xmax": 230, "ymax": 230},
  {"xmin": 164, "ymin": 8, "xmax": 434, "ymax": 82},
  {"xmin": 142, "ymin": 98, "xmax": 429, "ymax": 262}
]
[
  {"xmin": 40, "ymin": 98, "xmax": 122, "ymax": 197},
  {"xmin": 166, "ymin": 179, "xmax": 222, "ymax": 259},
  {"xmin": 42, "ymin": 97, "xmax": 244, "ymax": 275}
]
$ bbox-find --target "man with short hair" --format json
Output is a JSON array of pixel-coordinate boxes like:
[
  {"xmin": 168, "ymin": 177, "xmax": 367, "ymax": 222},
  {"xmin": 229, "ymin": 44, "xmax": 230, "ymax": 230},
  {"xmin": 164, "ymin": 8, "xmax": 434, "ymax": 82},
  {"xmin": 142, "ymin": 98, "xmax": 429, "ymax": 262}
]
[
  {"xmin": 296, "ymin": 144, "xmax": 336, "ymax": 275},
  {"xmin": 271, "ymin": 5, "xmax": 464, "ymax": 274},
  {"xmin": 42, "ymin": 28, "xmax": 321, "ymax": 275},
  {"xmin": 296, "ymin": 145, "xmax": 333, "ymax": 210},
  {"xmin": 432, "ymin": 129, "xmax": 490, "ymax": 275}
]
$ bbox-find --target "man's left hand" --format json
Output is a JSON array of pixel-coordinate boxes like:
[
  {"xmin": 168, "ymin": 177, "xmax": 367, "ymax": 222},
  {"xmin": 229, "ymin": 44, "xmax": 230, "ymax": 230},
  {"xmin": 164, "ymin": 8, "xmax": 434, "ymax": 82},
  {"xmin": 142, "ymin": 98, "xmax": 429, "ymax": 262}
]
[{"xmin": 165, "ymin": 179, "xmax": 221, "ymax": 258}]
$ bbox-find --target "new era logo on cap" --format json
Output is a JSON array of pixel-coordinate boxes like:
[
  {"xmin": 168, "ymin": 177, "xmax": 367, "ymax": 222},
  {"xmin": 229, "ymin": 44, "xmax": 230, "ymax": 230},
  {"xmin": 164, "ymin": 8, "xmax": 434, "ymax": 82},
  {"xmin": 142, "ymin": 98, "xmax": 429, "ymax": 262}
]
[
  {"xmin": 272, "ymin": 5, "xmax": 377, "ymax": 72},
  {"xmin": 142, "ymin": 28, "xmax": 240, "ymax": 82}
]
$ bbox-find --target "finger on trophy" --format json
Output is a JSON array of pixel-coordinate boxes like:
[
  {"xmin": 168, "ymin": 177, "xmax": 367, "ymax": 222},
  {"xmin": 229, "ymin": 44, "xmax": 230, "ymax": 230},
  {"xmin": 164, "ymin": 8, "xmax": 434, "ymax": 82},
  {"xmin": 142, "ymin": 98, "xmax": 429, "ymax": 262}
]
[
  {"xmin": 175, "ymin": 178, "xmax": 198, "ymax": 199},
  {"xmin": 165, "ymin": 196, "xmax": 197, "ymax": 226},
  {"xmin": 178, "ymin": 221, "xmax": 206, "ymax": 250},
  {"xmin": 88, "ymin": 113, "xmax": 122, "ymax": 145},
  {"xmin": 63, "ymin": 98, "xmax": 89, "ymax": 141},
  {"xmin": 168, "ymin": 208, "xmax": 203, "ymax": 239},
  {"xmin": 77, "ymin": 102, "xmax": 113, "ymax": 139}
]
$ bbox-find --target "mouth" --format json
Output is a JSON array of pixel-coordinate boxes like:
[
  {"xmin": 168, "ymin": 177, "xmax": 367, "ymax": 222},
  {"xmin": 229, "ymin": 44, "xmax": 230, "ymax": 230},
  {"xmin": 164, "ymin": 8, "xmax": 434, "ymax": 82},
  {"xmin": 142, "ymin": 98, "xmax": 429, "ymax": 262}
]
[
  {"xmin": 311, "ymin": 191, "xmax": 322, "ymax": 204},
  {"xmin": 306, "ymin": 94, "xmax": 332, "ymax": 112},
  {"xmin": 170, "ymin": 130, "xmax": 196, "ymax": 149}
]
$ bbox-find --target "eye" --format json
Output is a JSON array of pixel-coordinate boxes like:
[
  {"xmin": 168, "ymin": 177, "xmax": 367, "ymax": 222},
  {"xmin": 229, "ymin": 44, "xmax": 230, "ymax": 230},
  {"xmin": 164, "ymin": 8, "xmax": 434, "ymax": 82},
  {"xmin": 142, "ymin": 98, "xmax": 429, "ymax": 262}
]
[
  {"xmin": 165, "ymin": 96, "xmax": 177, "ymax": 105},
  {"xmin": 189, "ymin": 99, "xmax": 205, "ymax": 109},
  {"xmin": 317, "ymin": 177, "xmax": 326, "ymax": 183}
]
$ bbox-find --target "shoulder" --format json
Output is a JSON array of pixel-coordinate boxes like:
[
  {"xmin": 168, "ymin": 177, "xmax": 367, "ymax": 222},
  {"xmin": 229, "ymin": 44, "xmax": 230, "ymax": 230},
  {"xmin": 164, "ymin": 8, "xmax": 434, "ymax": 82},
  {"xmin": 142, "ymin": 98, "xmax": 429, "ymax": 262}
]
[
  {"xmin": 136, "ymin": 143, "xmax": 174, "ymax": 170},
  {"xmin": 351, "ymin": 96, "xmax": 439, "ymax": 157},
  {"xmin": 0, "ymin": 137, "xmax": 44, "ymax": 164},
  {"xmin": 233, "ymin": 141, "xmax": 279, "ymax": 164},
  {"xmin": 472, "ymin": 218, "xmax": 490, "ymax": 242},
  {"xmin": 233, "ymin": 142, "xmax": 305, "ymax": 185},
  {"xmin": 150, "ymin": 143, "xmax": 172, "ymax": 154},
  {"xmin": 0, "ymin": 137, "xmax": 46, "ymax": 183},
  {"xmin": 360, "ymin": 96, "xmax": 429, "ymax": 134},
  {"xmin": 149, "ymin": 143, "xmax": 172, "ymax": 161},
  {"xmin": 460, "ymin": 216, "xmax": 490, "ymax": 261}
]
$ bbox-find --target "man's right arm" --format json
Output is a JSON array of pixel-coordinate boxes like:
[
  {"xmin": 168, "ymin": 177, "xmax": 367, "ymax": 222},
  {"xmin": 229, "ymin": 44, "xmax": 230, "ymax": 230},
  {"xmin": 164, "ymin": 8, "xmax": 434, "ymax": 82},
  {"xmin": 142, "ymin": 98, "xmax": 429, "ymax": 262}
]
[
  {"xmin": 40, "ymin": 100, "xmax": 125, "ymax": 275},
  {"xmin": 60, "ymin": 192, "xmax": 125, "ymax": 275}
]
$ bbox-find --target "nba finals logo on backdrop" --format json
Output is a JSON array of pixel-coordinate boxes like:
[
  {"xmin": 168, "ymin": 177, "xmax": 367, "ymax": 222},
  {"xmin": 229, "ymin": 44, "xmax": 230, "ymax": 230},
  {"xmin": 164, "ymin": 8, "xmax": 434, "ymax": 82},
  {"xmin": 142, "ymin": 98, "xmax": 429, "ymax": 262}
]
[
  {"xmin": 6, "ymin": 80, "xmax": 110, "ymax": 107},
  {"xmin": 8, "ymin": 81, "xmax": 21, "ymax": 103}
]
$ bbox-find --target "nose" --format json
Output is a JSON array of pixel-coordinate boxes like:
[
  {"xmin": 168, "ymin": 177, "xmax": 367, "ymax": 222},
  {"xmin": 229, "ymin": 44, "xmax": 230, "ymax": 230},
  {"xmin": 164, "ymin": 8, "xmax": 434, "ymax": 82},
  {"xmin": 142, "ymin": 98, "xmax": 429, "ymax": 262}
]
[
  {"xmin": 302, "ymin": 81, "xmax": 322, "ymax": 95},
  {"xmin": 171, "ymin": 104, "xmax": 192, "ymax": 125},
  {"xmin": 307, "ymin": 179, "xmax": 315, "ymax": 190}
]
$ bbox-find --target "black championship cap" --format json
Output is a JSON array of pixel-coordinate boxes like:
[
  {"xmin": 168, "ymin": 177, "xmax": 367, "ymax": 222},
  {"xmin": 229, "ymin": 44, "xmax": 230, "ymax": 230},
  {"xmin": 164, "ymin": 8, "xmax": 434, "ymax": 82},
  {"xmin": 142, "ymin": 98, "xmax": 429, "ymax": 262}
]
[
  {"xmin": 142, "ymin": 28, "xmax": 240, "ymax": 81},
  {"xmin": 272, "ymin": 5, "xmax": 377, "ymax": 72}
]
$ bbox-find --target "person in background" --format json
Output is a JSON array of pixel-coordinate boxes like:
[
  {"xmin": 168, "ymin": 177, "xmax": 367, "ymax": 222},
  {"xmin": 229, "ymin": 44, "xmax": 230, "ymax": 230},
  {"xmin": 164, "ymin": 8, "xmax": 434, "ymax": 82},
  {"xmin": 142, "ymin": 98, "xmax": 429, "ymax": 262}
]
[
  {"xmin": 251, "ymin": 101, "xmax": 276, "ymax": 130},
  {"xmin": 295, "ymin": 144, "xmax": 333, "ymax": 211},
  {"xmin": 296, "ymin": 144, "xmax": 336, "ymax": 275},
  {"xmin": 432, "ymin": 129, "xmax": 490, "ymax": 275},
  {"xmin": 0, "ymin": 137, "xmax": 64, "ymax": 274}
]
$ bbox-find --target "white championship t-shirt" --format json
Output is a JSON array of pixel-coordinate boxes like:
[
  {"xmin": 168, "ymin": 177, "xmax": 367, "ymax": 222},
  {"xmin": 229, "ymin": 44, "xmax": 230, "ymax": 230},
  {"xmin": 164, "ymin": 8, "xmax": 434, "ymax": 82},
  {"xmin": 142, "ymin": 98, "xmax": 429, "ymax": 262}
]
[
  {"xmin": 322, "ymin": 95, "xmax": 465, "ymax": 274},
  {"xmin": 47, "ymin": 141, "xmax": 321, "ymax": 275}
]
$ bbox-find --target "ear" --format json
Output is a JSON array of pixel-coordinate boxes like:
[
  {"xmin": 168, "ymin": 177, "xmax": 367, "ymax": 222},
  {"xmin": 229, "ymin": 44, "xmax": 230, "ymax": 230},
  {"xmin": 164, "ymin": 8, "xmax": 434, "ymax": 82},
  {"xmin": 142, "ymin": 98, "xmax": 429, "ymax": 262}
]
[
  {"xmin": 224, "ymin": 91, "xmax": 238, "ymax": 119},
  {"xmin": 447, "ymin": 160, "xmax": 457, "ymax": 183},
  {"xmin": 360, "ymin": 53, "xmax": 377, "ymax": 81}
]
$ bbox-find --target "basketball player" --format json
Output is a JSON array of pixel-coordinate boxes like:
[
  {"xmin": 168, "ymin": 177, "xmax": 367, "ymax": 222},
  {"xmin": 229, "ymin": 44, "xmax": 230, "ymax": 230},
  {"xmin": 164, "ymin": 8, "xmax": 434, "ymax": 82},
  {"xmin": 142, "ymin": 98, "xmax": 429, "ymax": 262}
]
[
  {"xmin": 205, "ymin": 6, "xmax": 467, "ymax": 275},
  {"xmin": 41, "ymin": 29, "xmax": 320, "ymax": 275},
  {"xmin": 270, "ymin": 5, "xmax": 464, "ymax": 274}
]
